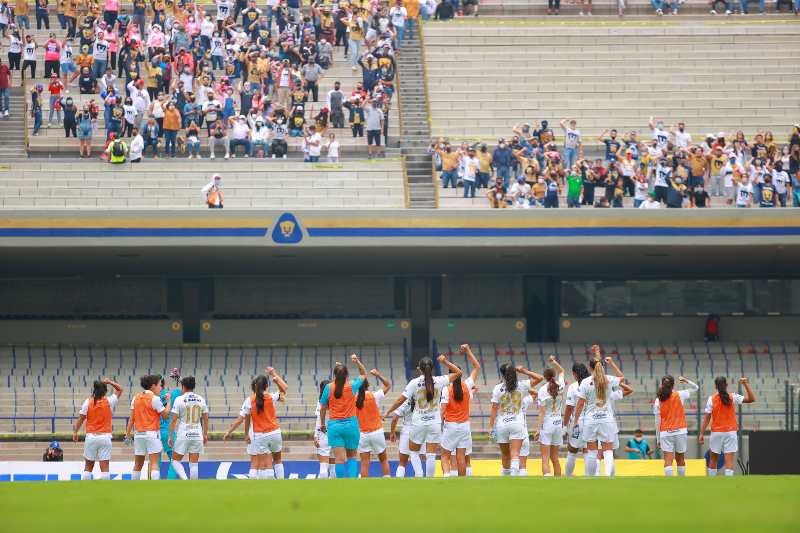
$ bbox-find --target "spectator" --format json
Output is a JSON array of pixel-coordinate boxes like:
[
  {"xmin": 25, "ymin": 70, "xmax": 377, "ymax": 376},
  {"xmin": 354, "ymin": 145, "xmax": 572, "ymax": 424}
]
[
  {"xmin": 162, "ymin": 100, "xmax": 181, "ymax": 157},
  {"xmin": 22, "ymin": 33, "xmax": 37, "ymax": 78},
  {"xmin": 559, "ymin": 118, "xmax": 582, "ymax": 171},
  {"xmin": 304, "ymin": 124, "xmax": 322, "ymax": 162},
  {"xmin": 633, "ymin": 175, "xmax": 648, "ymax": 208},
  {"xmin": 735, "ymin": 175, "xmax": 753, "ymax": 208},
  {"xmin": 435, "ymin": 0, "xmax": 455, "ymax": 19},
  {"xmin": 565, "ymin": 166, "xmax": 583, "ymax": 208},
  {"xmin": 201, "ymin": 174, "xmax": 224, "ymax": 209},
  {"xmin": 509, "ymin": 176, "xmax": 531, "ymax": 209},
  {"xmin": 227, "ymin": 115, "xmax": 251, "ymax": 158},
  {"xmin": 47, "ymin": 73, "xmax": 64, "ymax": 126},
  {"xmin": 475, "ymin": 143, "xmax": 492, "ymax": 189},
  {"xmin": 389, "ymin": 0, "xmax": 407, "ymax": 46},
  {"xmin": 364, "ymin": 99, "xmax": 384, "ymax": 159},
  {"xmin": 34, "ymin": 0, "xmax": 48, "ymax": 29},
  {"xmin": 43, "ymin": 440, "xmax": 63, "ymax": 462},
  {"xmin": 43, "ymin": 32, "xmax": 61, "ymax": 78},
  {"xmin": 105, "ymin": 133, "xmax": 127, "ymax": 164},
  {"xmin": 77, "ymin": 66, "xmax": 96, "ymax": 94},
  {"xmin": 129, "ymin": 127, "xmax": 143, "ymax": 162},
  {"xmin": 0, "ymin": 57, "xmax": 10, "ymax": 117},
  {"xmin": 60, "ymin": 37, "xmax": 76, "ymax": 87},
  {"xmin": 185, "ymin": 121, "xmax": 202, "ymax": 159},
  {"xmin": 326, "ymin": 132, "xmax": 340, "ymax": 162},
  {"xmin": 691, "ymin": 182, "xmax": 711, "ymax": 208},
  {"xmin": 208, "ymin": 118, "xmax": 228, "ymax": 160},
  {"xmin": 487, "ymin": 178, "xmax": 506, "ymax": 208},
  {"xmin": 302, "ymin": 57, "xmax": 323, "ymax": 103},
  {"xmin": 758, "ymin": 174, "xmax": 776, "ymax": 208},
  {"xmin": 461, "ymin": 147, "xmax": 479, "ymax": 198},
  {"xmin": 624, "ymin": 430, "xmax": 653, "ymax": 459},
  {"xmin": 435, "ymin": 140, "xmax": 459, "ymax": 189},
  {"xmin": 61, "ymin": 95, "xmax": 76, "ymax": 137},
  {"xmin": 76, "ymin": 104, "xmax": 94, "ymax": 157},
  {"xmin": 639, "ymin": 191, "xmax": 660, "ymax": 209},
  {"xmin": 30, "ymin": 82, "xmax": 43, "ymax": 135},
  {"xmin": 492, "ymin": 138, "xmax": 512, "ymax": 189},
  {"xmin": 15, "ymin": 0, "xmax": 30, "ymax": 29},
  {"xmin": 141, "ymin": 115, "xmax": 159, "ymax": 158}
]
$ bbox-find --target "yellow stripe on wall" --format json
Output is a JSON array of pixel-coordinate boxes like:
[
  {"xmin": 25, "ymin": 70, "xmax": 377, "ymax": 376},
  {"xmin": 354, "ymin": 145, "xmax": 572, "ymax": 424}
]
[{"xmin": 445, "ymin": 459, "xmax": 708, "ymax": 477}]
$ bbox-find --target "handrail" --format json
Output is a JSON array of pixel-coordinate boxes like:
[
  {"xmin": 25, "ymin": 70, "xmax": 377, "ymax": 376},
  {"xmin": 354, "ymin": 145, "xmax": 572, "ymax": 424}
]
[
  {"xmin": 416, "ymin": 19, "xmax": 439, "ymax": 208},
  {"xmin": 21, "ymin": 68, "xmax": 30, "ymax": 154},
  {"xmin": 401, "ymin": 154, "xmax": 411, "ymax": 208}
]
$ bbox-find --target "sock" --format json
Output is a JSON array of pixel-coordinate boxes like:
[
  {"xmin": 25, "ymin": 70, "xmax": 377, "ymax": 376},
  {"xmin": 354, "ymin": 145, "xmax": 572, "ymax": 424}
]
[
  {"xmin": 409, "ymin": 452, "xmax": 424, "ymax": 478},
  {"xmin": 664, "ymin": 466, "xmax": 674, "ymax": 476},
  {"xmin": 347, "ymin": 458, "xmax": 359, "ymax": 479},
  {"xmin": 519, "ymin": 468, "xmax": 528, "ymax": 477},
  {"xmin": 611, "ymin": 462, "xmax": 616, "ymax": 477},
  {"xmin": 274, "ymin": 463, "xmax": 285, "ymax": 480},
  {"xmin": 425, "ymin": 455, "xmax": 437, "ymax": 478},
  {"xmin": 584, "ymin": 454, "xmax": 597, "ymax": 477},
  {"xmin": 171, "ymin": 460, "xmax": 188, "ymax": 480},
  {"xmin": 708, "ymin": 468, "xmax": 716, "ymax": 477},
  {"xmin": 677, "ymin": 466, "xmax": 686, "ymax": 477},
  {"xmin": 131, "ymin": 470, "xmax": 141, "ymax": 480},
  {"xmin": 544, "ymin": 472, "xmax": 553, "ymax": 477},
  {"xmin": 565, "ymin": 452, "xmax": 577, "ymax": 477},
  {"xmin": 335, "ymin": 463, "xmax": 346, "ymax": 478},
  {"xmin": 466, "ymin": 467, "xmax": 473, "ymax": 477},
  {"xmin": 100, "ymin": 472, "xmax": 110, "ymax": 480},
  {"xmin": 501, "ymin": 468, "xmax": 511, "ymax": 476},
  {"xmin": 725, "ymin": 469, "xmax": 734, "ymax": 477},
  {"xmin": 265, "ymin": 469, "xmax": 275, "ymax": 479},
  {"xmin": 603, "ymin": 450, "xmax": 615, "ymax": 477},
  {"xmin": 249, "ymin": 468, "xmax": 257, "ymax": 479},
  {"xmin": 167, "ymin": 459, "xmax": 177, "ymax": 479},
  {"xmin": 329, "ymin": 464, "xmax": 336, "ymax": 478},
  {"xmin": 510, "ymin": 459, "xmax": 520, "ymax": 476},
  {"xmin": 81, "ymin": 471, "xmax": 92, "ymax": 480},
  {"xmin": 319, "ymin": 463, "xmax": 329, "ymax": 479},
  {"xmin": 395, "ymin": 465, "xmax": 406, "ymax": 478},
  {"xmin": 189, "ymin": 463, "xmax": 199, "ymax": 480},
  {"xmin": 150, "ymin": 470, "xmax": 160, "ymax": 480}
]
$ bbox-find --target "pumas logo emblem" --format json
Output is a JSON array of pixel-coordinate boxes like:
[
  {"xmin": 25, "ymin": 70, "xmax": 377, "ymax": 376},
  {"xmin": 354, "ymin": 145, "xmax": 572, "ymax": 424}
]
[{"xmin": 271, "ymin": 213, "xmax": 303, "ymax": 244}]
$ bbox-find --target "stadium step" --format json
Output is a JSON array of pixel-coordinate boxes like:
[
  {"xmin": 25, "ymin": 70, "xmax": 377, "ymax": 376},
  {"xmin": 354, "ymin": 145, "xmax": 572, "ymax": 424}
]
[
  {"xmin": 397, "ymin": 19, "xmax": 437, "ymax": 209},
  {"xmin": 0, "ymin": 88, "xmax": 29, "ymax": 159}
]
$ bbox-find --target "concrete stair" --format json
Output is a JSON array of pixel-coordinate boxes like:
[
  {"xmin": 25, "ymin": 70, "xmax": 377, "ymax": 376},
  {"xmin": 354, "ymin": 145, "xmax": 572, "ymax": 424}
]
[{"xmin": 0, "ymin": 88, "xmax": 28, "ymax": 159}]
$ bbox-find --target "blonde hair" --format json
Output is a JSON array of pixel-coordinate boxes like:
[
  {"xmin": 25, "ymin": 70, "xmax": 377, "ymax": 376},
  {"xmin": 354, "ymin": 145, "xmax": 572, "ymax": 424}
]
[{"xmin": 592, "ymin": 362, "xmax": 608, "ymax": 408}]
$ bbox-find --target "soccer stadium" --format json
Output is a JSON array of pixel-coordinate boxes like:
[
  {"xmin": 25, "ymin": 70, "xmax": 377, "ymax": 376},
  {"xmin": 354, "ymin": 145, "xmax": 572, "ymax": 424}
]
[{"xmin": 0, "ymin": 0, "xmax": 799, "ymax": 529}]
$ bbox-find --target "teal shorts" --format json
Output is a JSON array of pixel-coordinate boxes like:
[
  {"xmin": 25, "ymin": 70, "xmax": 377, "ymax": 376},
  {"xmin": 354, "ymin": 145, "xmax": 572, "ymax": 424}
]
[{"xmin": 327, "ymin": 417, "xmax": 360, "ymax": 450}]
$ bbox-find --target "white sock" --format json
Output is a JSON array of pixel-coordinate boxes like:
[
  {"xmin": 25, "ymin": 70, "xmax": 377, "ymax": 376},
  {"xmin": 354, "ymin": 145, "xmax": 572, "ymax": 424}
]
[
  {"xmin": 708, "ymin": 468, "xmax": 716, "ymax": 477},
  {"xmin": 395, "ymin": 465, "xmax": 406, "ymax": 478},
  {"xmin": 189, "ymin": 463, "xmax": 199, "ymax": 480},
  {"xmin": 565, "ymin": 452, "xmax": 577, "ymax": 477},
  {"xmin": 519, "ymin": 468, "xmax": 528, "ymax": 477},
  {"xmin": 172, "ymin": 460, "xmax": 188, "ymax": 480},
  {"xmin": 584, "ymin": 453, "xmax": 597, "ymax": 477},
  {"xmin": 725, "ymin": 469, "xmax": 734, "ymax": 477},
  {"xmin": 257, "ymin": 469, "xmax": 267, "ymax": 479},
  {"xmin": 319, "ymin": 463, "xmax": 329, "ymax": 479},
  {"xmin": 329, "ymin": 464, "xmax": 336, "ymax": 478},
  {"xmin": 603, "ymin": 450, "xmax": 615, "ymax": 477},
  {"xmin": 664, "ymin": 466, "xmax": 674, "ymax": 476},
  {"xmin": 510, "ymin": 459, "xmax": 520, "ymax": 476},
  {"xmin": 100, "ymin": 472, "xmax": 110, "ymax": 480},
  {"xmin": 425, "ymin": 455, "xmax": 437, "ymax": 478},
  {"xmin": 501, "ymin": 468, "xmax": 511, "ymax": 476},
  {"xmin": 151, "ymin": 470, "xmax": 160, "ymax": 480},
  {"xmin": 466, "ymin": 467, "xmax": 473, "ymax": 477},
  {"xmin": 264, "ymin": 469, "xmax": 274, "ymax": 479},
  {"xmin": 544, "ymin": 472, "xmax": 553, "ymax": 477},
  {"xmin": 274, "ymin": 463, "xmax": 285, "ymax": 479},
  {"xmin": 249, "ymin": 468, "xmax": 257, "ymax": 479},
  {"xmin": 409, "ymin": 452, "xmax": 424, "ymax": 478},
  {"xmin": 677, "ymin": 466, "xmax": 686, "ymax": 477},
  {"xmin": 131, "ymin": 470, "xmax": 141, "ymax": 480},
  {"xmin": 81, "ymin": 471, "xmax": 92, "ymax": 480}
]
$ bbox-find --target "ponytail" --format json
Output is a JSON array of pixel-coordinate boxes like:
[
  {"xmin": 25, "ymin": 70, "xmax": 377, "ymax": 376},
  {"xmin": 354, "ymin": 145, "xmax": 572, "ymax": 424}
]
[
  {"xmin": 715, "ymin": 376, "xmax": 731, "ymax": 406},
  {"xmin": 333, "ymin": 363, "xmax": 348, "ymax": 399},
  {"xmin": 572, "ymin": 363, "xmax": 590, "ymax": 384},
  {"xmin": 593, "ymin": 362, "xmax": 608, "ymax": 408},
  {"xmin": 318, "ymin": 379, "xmax": 330, "ymax": 401},
  {"xmin": 92, "ymin": 380, "xmax": 107, "ymax": 405},
  {"xmin": 543, "ymin": 368, "xmax": 558, "ymax": 411},
  {"xmin": 452, "ymin": 374, "xmax": 464, "ymax": 402},
  {"xmin": 657, "ymin": 375, "xmax": 675, "ymax": 403},
  {"xmin": 500, "ymin": 363, "xmax": 517, "ymax": 394},
  {"xmin": 355, "ymin": 378, "xmax": 367, "ymax": 409},
  {"xmin": 254, "ymin": 375, "xmax": 268, "ymax": 413},
  {"xmin": 418, "ymin": 357, "xmax": 434, "ymax": 402}
]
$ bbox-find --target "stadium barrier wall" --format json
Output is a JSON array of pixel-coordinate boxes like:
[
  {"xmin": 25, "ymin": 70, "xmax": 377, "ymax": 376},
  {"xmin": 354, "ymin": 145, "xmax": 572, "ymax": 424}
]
[
  {"xmin": 198, "ymin": 319, "xmax": 412, "ymax": 344},
  {"xmin": 0, "ymin": 320, "xmax": 183, "ymax": 345},
  {"xmin": 559, "ymin": 316, "xmax": 800, "ymax": 342},
  {"xmin": 430, "ymin": 318, "xmax": 526, "ymax": 344},
  {"xmin": 0, "ymin": 459, "xmax": 709, "ymax": 481}
]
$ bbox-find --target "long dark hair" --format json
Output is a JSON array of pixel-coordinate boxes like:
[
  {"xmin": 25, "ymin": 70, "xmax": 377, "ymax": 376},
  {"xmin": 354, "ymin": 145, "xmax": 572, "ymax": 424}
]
[
  {"xmin": 333, "ymin": 363, "xmax": 348, "ymax": 399},
  {"xmin": 355, "ymin": 378, "xmax": 368, "ymax": 409},
  {"xmin": 572, "ymin": 363, "xmax": 590, "ymax": 383},
  {"xmin": 715, "ymin": 376, "xmax": 731, "ymax": 406},
  {"xmin": 657, "ymin": 375, "xmax": 675, "ymax": 403},
  {"xmin": 254, "ymin": 375, "xmax": 268, "ymax": 413},
  {"xmin": 318, "ymin": 379, "xmax": 330, "ymax": 401},
  {"xmin": 543, "ymin": 368, "xmax": 558, "ymax": 403},
  {"xmin": 92, "ymin": 380, "xmax": 107, "ymax": 405},
  {"xmin": 418, "ymin": 357, "xmax": 435, "ymax": 402},
  {"xmin": 499, "ymin": 362, "xmax": 517, "ymax": 393},
  {"xmin": 452, "ymin": 370, "xmax": 464, "ymax": 403}
]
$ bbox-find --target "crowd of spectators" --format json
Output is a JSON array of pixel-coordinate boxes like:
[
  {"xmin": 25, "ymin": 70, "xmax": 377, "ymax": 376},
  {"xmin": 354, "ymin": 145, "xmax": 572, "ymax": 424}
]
[
  {"xmin": 432, "ymin": 120, "xmax": 800, "ymax": 209},
  {"xmin": 1, "ymin": 0, "xmax": 413, "ymax": 161}
]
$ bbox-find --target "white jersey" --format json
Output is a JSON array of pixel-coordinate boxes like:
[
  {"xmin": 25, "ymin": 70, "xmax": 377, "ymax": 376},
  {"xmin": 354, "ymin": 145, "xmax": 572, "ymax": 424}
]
[
  {"xmin": 79, "ymin": 393, "xmax": 119, "ymax": 434},
  {"xmin": 564, "ymin": 128, "xmax": 581, "ymax": 149},
  {"xmin": 392, "ymin": 397, "xmax": 414, "ymax": 430},
  {"xmin": 402, "ymin": 374, "xmax": 450, "ymax": 426},
  {"xmin": 521, "ymin": 394, "xmax": 534, "ymax": 432},
  {"xmin": 171, "ymin": 392, "xmax": 208, "ymax": 441},
  {"xmin": 607, "ymin": 388, "xmax": 623, "ymax": 434},
  {"xmin": 315, "ymin": 402, "xmax": 323, "ymax": 432},
  {"xmin": 536, "ymin": 377, "xmax": 566, "ymax": 419},
  {"xmin": 655, "ymin": 164, "xmax": 672, "ymax": 187},
  {"xmin": 576, "ymin": 375, "xmax": 622, "ymax": 423},
  {"xmin": 60, "ymin": 43, "xmax": 74, "ymax": 64},
  {"xmin": 23, "ymin": 41, "xmax": 36, "ymax": 61},
  {"xmin": 216, "ymin": 0, "xmax": 232, "ymax": 20},
  {"xmin": 491, "ymin": 379, "xmax": 532, "ymax": 426},
  {"xmin": 736, "ymin": 182, "xmax": 753, "ymax": 206},
  {"xmin": 565, "ymin": 381, "xmax": 582, "ymax": 428},
  {"xmin": 652, "ymin": 127, "xmax": 669, "ymax": 149}
]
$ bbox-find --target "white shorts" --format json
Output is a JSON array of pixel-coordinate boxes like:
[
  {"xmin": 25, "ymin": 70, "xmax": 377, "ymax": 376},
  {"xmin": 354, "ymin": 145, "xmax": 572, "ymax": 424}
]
[
  {"xmin": 582, "ymin": 421, "xmax": 616, "ymax": 444},
  {"xmin": 568, "ymin": 423, "xmax": 585, "ymax": 450},
  {"xmin": 709, "ymin": 431, "xmax": 738, "ymax": 455},
  {"xmin": 520, "ymin": 436, "xmax": 530, "ymax": 457},
  {"xmin": 173, "ymin": 438, "xmax": 204, "ymax": 456},
  {"xmin": 441, "ymin": 421, "xmax": 471, "ymax": 452},
  {"xmin": 540, "ymin": 417, "xmax": 563, "ymax": 447},
  {"xmin": 660, "ymin": 432, "xmax": 688, "ymax": 454},
  {"xmin": 398, "ymin": 429, "xmax": 413, "ymax": 456},
  {"xmin": 250, "ymin": 430, "xmax": 282, "ymax": 455},
  {"xmin": 496, "ymin": 422, "xmax": 527, "ymax": 444},
  {"xmin": 316, "ymin": 430, "xmax": 331, "ymax": 457},
  {"xmin": 84, "ymin": 434, "xmax": 112, "ymax": 461},
  {"xmin": 358, "ymin": 429, "xmax": 387, "ymax": 454},
  {"xmin": 134, "ymin": 431, "xmax": 163, "ymax": 456},
  {"xmin": 410, "ymin": 423, "xmax": 441, "ymax": 445}
]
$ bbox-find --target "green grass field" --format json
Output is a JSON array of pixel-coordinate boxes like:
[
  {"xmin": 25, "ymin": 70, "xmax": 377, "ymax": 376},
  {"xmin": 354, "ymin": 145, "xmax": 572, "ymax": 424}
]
[{"xmin": 2, "ymin": 477, "xmax": 799, "ymax": 532}]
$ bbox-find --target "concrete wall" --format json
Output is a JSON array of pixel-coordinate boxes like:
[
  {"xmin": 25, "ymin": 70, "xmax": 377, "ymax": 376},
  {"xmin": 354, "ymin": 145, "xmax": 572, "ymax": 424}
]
[
  {"xmin": 199, "ymin": 319, "xmax": 411, "ymax": 345},
  {"xmin": 0, "ymin": 320, "xmax": 182, "ymax": 344},
  {"xmin": 431, "ymin": 318, "xmax": 526, "ymax": 345},
  {"xmin": 559, "ymin": 316, "xmax": 800, "ymax": 342}
]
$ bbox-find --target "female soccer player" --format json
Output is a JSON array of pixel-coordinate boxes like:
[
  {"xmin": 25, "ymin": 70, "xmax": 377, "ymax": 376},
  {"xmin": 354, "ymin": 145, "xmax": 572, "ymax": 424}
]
[
  {"xmin": 573, "ymin": 358, "xmax": 624, "ymax": 477},
  {"xmin": 319, "ymin": 354, "xmax": 368, "ymax": 479},
  {"xmin": 356, "ymin": 367, "xmax": 392, "ymax": 478},
  {"xmin": 125, "ymin": 375, "xmax": 172, "ymax": 480},
  {"xmin": 534, "ymin": 356, "xmax": 565, "ymax": 477},
  {"xmin": 160, "ymin": 369, "xmax": 182, "ymax": 479},
  {"xmin": 439, "ymin": 344, "xmax": 481, "ymax": 478},
  {"xmin": 242, "ymin": 367, "xmax": 289, "ymax": 479},
  {"xmin": 488, "ymin": 363, "xmax": 543, "ymax": 476},
  {"xmin": 314, "ymin": 380, "xmax": 336, "ymax": 479},
  {"xmin": 595, "ymin": 372, "xmax": 633, "ymax": 477},
  {"xmin": 384, "ymin": 354, "xmax": 463, "ymax": 478},
  {"xmin": 388, "ymin": 397, "xmax": 428, "ymax": 477},
  {"xmin": 223, "ymin": 378, "xmax": 259, "ymax": 479},
  {"xmin": 73, "ymin": 378, "xmax": 123, "ymax": 480},
  {"xmin": 698, "ymin": 376, "xmax": 756, "ymax": 477},
  {"xmin": 518, "ymin": 385, "xmax": 537, "ymax": 477},
  {"xmin": 563, "ymin": 362, "xmax": 591, "ymax": 477},
  {"xmin": 168, "ymin": 376, "xmax": 209, "ymax": 480},
  {"xmin": 653, "ymin": 375, "xmax": 699, "ymax": 476}
]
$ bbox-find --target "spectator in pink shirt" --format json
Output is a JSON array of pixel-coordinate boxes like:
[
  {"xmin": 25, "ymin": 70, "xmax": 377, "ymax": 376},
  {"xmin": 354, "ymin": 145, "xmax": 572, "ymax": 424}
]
[
  {"xmin": 103, "ymin": 0, "xmax": 120, "ymax": 28},
  {"xmin": 43, "ymin": 32, "xmax": 61, "ymax": 78}
]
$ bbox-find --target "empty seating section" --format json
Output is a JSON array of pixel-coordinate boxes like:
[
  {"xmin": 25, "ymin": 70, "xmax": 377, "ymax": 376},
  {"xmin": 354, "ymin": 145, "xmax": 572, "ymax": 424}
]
[
  {"xmin": 423, "ymin": 22, "xmax": 800, "ymax": 143},
  {"xmin": 0, "ymin": 160, "xmax": 406, "ymax": 209}
]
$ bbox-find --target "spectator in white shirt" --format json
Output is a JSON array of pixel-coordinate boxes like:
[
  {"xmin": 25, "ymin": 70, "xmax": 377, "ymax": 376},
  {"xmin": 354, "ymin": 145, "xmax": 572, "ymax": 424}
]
[
  {"xmin": 461, "ymin": 147, "xmax": 480, "ymax": 198},
  {"xmin": 227, "ymin": 115, "xmax": 251, "ymax": 158},
  {"xmin": 509, "ymin": 176, "xmax": 531, "ymax": 209},
  {"xmin": 201, "ymin": 174, "xmax": 224, "ymax": 208},
  {"xmin": 250, "ymin": 117, "xmax": 271, "ymax": 158},
  {"xmin": 129, "ymin": 127, "xmax": 144, "ymax": 162},
  {"xmin": 559, "ymin": 118, "xmax": 582, "ymax": 170},
  {"xmin": 639, "ymin": 191, "xmax": 661, "ymax": 209},
  {"xmin": 326, "ymin": 133, "xmax": 340, "ymax": 163},
  {"xmin": 671, "ymin": 121, "xmax": 692, "ymax": 149},
  {"xmin": 305, "ymin": 125, "xmax": 322, "ymax": 162},
  {"xmin": 389, "ymin": 0, "xmax": 407, "ymax": 47}
]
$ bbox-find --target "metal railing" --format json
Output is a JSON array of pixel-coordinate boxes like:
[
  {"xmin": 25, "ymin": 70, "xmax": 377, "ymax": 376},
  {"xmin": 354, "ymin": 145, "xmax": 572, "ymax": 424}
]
[{"xmin": 416, "ymin": 19, "xmax": 439, "ymax": 208}]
